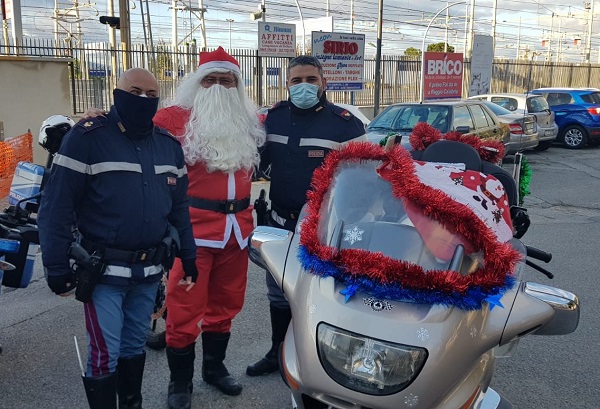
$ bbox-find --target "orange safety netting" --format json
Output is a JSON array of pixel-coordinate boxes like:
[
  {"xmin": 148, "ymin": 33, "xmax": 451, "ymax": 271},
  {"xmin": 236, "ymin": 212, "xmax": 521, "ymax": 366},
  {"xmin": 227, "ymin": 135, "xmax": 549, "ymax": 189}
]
[{"xmin": 0, "ymin": 132, "xmax": 34, "ymax": 198}]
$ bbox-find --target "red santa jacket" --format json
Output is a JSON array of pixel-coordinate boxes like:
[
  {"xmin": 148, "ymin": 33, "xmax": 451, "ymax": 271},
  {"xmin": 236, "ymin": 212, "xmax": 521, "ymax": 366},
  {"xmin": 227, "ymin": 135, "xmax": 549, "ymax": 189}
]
[{"xmin": 154, "ymin": 106, "xmax": 254, "ymax": 249}]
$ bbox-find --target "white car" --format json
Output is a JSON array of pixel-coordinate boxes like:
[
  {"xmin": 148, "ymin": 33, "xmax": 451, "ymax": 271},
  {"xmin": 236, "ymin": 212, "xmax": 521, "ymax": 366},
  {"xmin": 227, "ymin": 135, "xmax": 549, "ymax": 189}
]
[{"xmin": 468, "ymin": 93, "xmax": 558, "ymax": 151}]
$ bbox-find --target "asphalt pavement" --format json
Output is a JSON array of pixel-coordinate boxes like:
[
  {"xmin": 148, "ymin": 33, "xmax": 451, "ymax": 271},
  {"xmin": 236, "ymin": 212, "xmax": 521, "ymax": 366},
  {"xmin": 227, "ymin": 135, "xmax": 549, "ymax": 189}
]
[{"xmin": 1, "ymin": 145, "xmax": 600, "ymax": 408}]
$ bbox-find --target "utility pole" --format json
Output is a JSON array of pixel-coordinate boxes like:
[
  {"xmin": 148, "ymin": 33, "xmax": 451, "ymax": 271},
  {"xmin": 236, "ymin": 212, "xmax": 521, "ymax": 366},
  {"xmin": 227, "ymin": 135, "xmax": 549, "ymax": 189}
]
[
  {"xmin": 547, "ymin": 13, "xmax": 554, "ymax": 62},
  {"xmin": 226, "ymin": 18, "xmax": 234, "ymax": 50},
  {"xmin": 172, "ymin": 0, "xmax": 178, "ymax": 81},
  {"xmin": 119, "ymin": 0, "xmax": 131, "ymax": 69},
  {"xmin": 516, "ymin": 17, "xmax": 521, "ymax": 60},
  {"xmin": 199, "ymin": 0, "xmax": 207, "ymax": 50},
  {"xmin": 491, "ymin": 0, "xmax": 497, "ymax": 51},
  {"xmin": 585, "ymin": 1, "xmax": 594, "ymax": 63},
  {"xmin": 1, "ymin": 0, "xmax": 9, "ymax": 52},
  {"xmin": 373, "ymin": 0, "xmax": 383, "ymax": 116},
  {"xmin": 466, "ymin": 0, "xmax": 475, "ymax": 58}
]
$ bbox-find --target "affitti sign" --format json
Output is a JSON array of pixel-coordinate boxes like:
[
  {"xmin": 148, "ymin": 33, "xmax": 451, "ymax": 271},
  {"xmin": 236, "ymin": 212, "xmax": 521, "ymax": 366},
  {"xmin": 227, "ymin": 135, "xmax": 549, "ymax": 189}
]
[
  {"xmin": 258, "ymin": 22, "xmax": 296, "ymax": 58},
  {"xmin": 423, "ymin": 52, "xmax": 464, "ymax": 100},
  {"xmin": 311, "ymin": 31, "xmax": 365, "ymax": 91}
]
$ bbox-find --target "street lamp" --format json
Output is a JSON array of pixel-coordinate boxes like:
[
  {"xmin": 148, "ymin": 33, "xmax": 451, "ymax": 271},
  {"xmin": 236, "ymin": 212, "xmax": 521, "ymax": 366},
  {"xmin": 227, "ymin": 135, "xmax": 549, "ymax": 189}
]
[
  {"xmin": 226, "ymin": 18, "xmax": 234, "ymax": 50},
  {"xmin": 419, "ymin": 1, "xmax": 465, "ymax": 101}
]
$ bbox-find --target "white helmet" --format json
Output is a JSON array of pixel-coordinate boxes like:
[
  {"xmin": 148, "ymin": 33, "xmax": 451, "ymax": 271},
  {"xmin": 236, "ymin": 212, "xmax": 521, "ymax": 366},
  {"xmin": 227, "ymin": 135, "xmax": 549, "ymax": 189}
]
[{"xmin": 39, "ymin": 115, "xmax": 75, "ymax": 154}]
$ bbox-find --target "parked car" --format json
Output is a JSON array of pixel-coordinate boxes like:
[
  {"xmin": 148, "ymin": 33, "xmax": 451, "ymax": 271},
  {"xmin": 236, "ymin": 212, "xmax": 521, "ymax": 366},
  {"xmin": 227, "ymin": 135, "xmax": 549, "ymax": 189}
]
[
  {"xmin": 477, "ymin": 100, "xmax": 539, "ymax": 154},
  {"xmin": 529, "ymin": 87, "xmax": 600, "ymax": 149},
  {"xmin": 469, "ymin": 93, "xmax": 558, "ymax": 151},
  {"xmin": 365, "ymin": 99, "xmax": 510, "ymax": 156}
]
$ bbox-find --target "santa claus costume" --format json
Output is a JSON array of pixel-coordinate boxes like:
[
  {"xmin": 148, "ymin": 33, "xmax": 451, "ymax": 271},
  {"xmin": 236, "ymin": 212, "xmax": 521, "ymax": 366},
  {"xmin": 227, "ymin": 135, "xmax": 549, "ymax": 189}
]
[{"xmin": 153, "ymin": 47, "xmax": 265, "ymax": 408}]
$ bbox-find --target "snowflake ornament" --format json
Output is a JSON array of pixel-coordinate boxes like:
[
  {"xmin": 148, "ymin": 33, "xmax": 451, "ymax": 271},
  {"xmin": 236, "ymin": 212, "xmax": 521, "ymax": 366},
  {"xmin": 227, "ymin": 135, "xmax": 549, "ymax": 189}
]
[{"xmin": 343, "ymin": 226, "xmax": 365, "ymax": 245}]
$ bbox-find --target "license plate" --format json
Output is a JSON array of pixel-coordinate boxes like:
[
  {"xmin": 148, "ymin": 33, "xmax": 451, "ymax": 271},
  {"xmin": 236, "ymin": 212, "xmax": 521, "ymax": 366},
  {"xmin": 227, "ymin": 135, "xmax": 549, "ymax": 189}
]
[{"xmin": 545, "ymin": 129, "xmax": 555, "ymax": 136}]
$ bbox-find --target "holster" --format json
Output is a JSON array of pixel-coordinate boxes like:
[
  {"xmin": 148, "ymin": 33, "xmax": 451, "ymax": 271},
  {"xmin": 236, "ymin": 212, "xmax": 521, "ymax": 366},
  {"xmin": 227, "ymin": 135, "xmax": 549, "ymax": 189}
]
[
  {"xmin": 68, "ymin": 242, "xmax": 107, "ymax": 303},
  {"xmin": 153, "ymin": 224, "xmax": 180, "ymax": 272}
]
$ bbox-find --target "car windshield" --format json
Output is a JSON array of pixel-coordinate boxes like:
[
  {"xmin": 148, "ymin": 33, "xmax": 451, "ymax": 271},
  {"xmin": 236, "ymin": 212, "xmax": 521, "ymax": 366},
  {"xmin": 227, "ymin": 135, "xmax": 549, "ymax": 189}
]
[
  {"xmin": 316, "ymin": 161, "xmax": 481, "ymax": 273},
  {"xmin": 526, "ymin": 96, "xmax": 550, "ymax": 113},
  {"xmin": 367, "ymin": 105, "xmax": 451, "ymax": 133},
  {"xmin": 579, "ymin": 91, "xmax": 600, "ymax": 104},
  {"xmin": 481, "ymin": 101, "xmax": 512, "ymax": 116}
]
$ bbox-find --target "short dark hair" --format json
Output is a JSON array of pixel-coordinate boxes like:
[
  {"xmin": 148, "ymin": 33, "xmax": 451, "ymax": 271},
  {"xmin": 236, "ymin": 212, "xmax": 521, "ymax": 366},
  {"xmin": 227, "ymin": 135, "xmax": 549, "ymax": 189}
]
[{"xmin": 287, "ymin": 55, "xmax": 323, "ymax": 78}]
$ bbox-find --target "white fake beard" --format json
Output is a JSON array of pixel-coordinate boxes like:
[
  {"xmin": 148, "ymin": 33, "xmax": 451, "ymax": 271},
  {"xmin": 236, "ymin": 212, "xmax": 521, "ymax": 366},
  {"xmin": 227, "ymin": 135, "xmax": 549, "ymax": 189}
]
[{"xmin": 181, "ymin": 84, "xmax": 266, "ymax": 173}]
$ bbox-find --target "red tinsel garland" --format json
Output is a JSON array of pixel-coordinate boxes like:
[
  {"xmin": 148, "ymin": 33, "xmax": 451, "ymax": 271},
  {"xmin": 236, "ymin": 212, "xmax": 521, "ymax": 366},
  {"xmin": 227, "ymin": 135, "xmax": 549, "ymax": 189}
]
[
  {"xmin": 409, "ymin": 122, "xmax": 505, "ymax": 163},
  {"xmin": 300, "ymin": 141, "xmax": 521, "ymax": 298}
]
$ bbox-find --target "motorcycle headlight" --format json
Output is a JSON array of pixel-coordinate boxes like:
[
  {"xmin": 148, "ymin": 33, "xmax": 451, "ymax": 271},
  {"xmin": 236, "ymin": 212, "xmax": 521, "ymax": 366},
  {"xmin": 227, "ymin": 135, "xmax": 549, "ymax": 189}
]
[{"xmin": 317, "ymin": 323, "xmax": 427, "ymax": 396}]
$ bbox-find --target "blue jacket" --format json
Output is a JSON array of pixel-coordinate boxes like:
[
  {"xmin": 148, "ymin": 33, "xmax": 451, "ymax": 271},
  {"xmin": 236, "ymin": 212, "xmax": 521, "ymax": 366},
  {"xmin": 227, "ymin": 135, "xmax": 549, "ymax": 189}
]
[
  {"xmin": 261, "ymin": 96, "xmax": 366, "ymax": 212},
  {"xmin": 38, "ymin": 108, "xmax": 196, "ymax": 284}
]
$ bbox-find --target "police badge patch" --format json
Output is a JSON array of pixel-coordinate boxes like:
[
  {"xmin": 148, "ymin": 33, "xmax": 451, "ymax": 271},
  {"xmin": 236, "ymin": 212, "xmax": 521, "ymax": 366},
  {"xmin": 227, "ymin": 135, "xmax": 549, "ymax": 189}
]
[
  {"xmin": 308, "ymin": 150, "xmax": 325, "ymax": 158},
  {"xmin": 167, "ymin": 177, "xmax": 177, "ymax": 185}
]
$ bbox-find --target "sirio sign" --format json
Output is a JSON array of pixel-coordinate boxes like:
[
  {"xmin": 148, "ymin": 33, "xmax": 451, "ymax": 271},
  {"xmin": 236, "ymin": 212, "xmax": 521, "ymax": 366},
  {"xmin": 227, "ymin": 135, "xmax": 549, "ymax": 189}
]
[
  {"xmin": 311, "ymin": 31, "xmax": 365, "ymax": 91},
  {"xmin": 423, "ymin": 52, "xmax": 464, "ymax": 100}
]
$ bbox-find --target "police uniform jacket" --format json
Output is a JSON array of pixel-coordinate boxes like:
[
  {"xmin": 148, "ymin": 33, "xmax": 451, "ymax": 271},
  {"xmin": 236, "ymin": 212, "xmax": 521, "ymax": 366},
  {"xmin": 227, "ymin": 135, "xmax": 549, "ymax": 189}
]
[
  {"xmin": 38, "ymin": 109, "xmax": 196, "ymax": 285},
  {"xmin": 261, "ymin": 94, "xmax": 366, "ymax": 215}
]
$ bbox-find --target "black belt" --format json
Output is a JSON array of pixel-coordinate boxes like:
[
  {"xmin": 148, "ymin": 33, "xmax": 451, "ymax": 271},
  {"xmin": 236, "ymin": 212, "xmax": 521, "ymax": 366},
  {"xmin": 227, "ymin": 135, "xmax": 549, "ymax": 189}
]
[
  {"xmin": 272, "ymin": 204, "xmax": 301, "ymax": 221},
  {"xmin": 81, "ymin": 238, "xmax": 158, "ymax": 264},
  {"xmin": 188, "ymin": 196, "xmax": 250, "ymax": 214}
]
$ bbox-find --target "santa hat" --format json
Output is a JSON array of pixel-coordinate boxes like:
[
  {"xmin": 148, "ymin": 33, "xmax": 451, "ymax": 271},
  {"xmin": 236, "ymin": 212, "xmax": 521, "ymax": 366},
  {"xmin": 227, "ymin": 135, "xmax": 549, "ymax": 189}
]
[{"xmin": 197, "ymin": 46, "xmax": 241, "ymax": 80}]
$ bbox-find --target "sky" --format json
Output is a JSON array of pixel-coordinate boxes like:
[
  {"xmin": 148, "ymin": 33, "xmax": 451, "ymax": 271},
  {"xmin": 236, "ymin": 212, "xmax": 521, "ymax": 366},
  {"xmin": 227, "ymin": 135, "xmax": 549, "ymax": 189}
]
[{"xmin": 5, "ymin": 0, "xmax": 600, "ymax": 62}]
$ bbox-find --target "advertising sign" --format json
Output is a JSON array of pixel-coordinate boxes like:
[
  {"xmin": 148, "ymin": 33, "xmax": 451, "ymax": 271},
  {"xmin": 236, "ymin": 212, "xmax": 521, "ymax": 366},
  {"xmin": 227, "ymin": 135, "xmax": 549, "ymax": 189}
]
[
  {"xmin": 311, "ymin": 31, "xmax": 365, "ymax": 91},
  {"xmin": 258, "ymin": 21, "xmax": 296, "ymax": 58},
  {"xmin": 468, "ymin": 35, "xmax": 494, "ymax": 97},
  {"xmin": 423, "ymin": 52, "xmax": 464, "ymax": 100}
]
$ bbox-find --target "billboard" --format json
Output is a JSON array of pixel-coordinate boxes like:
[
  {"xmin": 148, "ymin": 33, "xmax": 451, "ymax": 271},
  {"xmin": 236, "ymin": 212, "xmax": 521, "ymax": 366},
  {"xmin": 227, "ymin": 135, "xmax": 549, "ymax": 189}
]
[
  {"xmin": 468, "ymin": 35, "xmax": 494, "ymax": 97},
  {"xmin": 422, "ymin": 52, "xmax": 463, "ymax": 100},
  {"xmin": 258, "ymin": 22, "xmax": 296, "ymax": 58},
  {"xmin": 311, "ymin": 31, "xmax": 365, "ymax": 91}
]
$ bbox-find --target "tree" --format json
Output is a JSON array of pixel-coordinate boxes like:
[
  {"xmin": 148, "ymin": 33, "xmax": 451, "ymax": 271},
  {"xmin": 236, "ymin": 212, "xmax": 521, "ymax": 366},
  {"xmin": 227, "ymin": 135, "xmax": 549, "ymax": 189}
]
[
  {"xmin": 427, "ymin": 42, "xmax": 455, "ymax": 53},
  {"xmin": 404, "ymin": 47, "xmax": 421, "ymax": 57}
]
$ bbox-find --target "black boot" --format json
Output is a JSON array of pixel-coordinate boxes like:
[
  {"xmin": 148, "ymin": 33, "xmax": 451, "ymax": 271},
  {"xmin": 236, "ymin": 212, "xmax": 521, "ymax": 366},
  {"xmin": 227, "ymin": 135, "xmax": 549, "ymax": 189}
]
[
  {"xmin": 201, "ymin": 332, "xmax": 242, "ymax": 396},
  {"xmin": 82, "ymin": 372, "xmax": 118, "ymax": 409},
  {"xmin": 166, "ymin": 343, "xmax": 195, "ymax": 409},
  {"xmin": 246, "ymin": 305, "xmax": 291, "ymax": 377},
  {"xmin": 117, "ymin": 352, "xmax": 145, "ymax": 409}
]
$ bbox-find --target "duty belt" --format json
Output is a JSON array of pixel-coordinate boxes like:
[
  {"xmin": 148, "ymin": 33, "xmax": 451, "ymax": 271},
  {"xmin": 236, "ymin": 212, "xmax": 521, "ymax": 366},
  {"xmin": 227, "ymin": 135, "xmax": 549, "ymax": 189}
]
[
  {"xmin": 81, "ymin": 238, "xmax": 159, "ymax": 264},
  {"xmin": 188, "ymin": 196, "xmax": 250, "ymax": 214}
]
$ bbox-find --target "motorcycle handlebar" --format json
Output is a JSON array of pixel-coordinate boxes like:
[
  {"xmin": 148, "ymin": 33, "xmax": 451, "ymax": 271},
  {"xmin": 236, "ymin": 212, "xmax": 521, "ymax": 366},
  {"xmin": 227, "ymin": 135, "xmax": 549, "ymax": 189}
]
[{"xmin": 525, "ymin": 245, "xmax": 552, "ymax": 263}]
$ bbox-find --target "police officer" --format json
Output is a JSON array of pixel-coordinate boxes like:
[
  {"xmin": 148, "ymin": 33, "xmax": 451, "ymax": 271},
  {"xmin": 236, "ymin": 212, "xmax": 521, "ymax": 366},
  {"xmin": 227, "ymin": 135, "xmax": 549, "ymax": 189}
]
[
  {"xmin": 38, "ymin": 68, "xmax": 199, "ymax": 409},
  {"xmin": 247, "ymin": 55, "xmax": 366, "ymax": 376}
]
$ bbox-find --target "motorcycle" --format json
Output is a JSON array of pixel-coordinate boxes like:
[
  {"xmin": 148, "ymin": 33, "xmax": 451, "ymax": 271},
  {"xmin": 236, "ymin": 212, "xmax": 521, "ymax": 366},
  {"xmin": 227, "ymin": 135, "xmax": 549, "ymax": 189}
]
[{"xmin": 248, "ymin": 137, "xmax": 580, "ymax": 409}]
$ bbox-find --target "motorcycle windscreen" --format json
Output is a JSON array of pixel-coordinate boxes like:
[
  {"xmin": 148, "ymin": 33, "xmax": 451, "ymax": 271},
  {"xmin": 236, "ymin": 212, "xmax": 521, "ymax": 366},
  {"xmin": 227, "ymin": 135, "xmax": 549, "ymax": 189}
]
[{"xmin": 316, "ymin": 161, "xmax": 482, "ymax": 275}]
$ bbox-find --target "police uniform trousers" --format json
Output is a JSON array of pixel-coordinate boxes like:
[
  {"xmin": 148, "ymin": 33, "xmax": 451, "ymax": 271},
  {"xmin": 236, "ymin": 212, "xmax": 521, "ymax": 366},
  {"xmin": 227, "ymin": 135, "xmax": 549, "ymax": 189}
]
[
  {"xmin": 84, "ymin": 279, "xmax": 159, "ymax": 376},
  {"xmin": 165, "ymin": 234, "xmax": 248, "ymax": 348}
]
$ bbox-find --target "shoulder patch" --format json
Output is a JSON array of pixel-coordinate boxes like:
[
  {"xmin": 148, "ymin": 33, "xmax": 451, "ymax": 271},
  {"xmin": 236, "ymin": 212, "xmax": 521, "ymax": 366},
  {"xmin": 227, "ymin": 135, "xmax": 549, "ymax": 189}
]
[
  {"xmin": 268, "ymin": 101, "xmax": 290, "ymax": 112},
  {"xmin": 75, "ymin": 116, "xmax": 108, "ymax": 132},
  {"xmin": 330, "ymin": 104, "xmax": 355, "ymax": 121},
  {"xmin": 155, "ymin": 126, "xmax": 181, "ymax": 144}
]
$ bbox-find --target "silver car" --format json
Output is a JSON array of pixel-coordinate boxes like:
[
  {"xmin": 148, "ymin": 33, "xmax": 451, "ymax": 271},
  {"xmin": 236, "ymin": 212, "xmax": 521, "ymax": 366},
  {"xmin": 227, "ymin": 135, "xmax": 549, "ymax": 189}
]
[
  {"xmin": 469, "ymin": 93, "xmax": 558, "ymax": 151},
  {"xmin": 479, "ymin": 100, "xmax": 539, "ymax": 154}
]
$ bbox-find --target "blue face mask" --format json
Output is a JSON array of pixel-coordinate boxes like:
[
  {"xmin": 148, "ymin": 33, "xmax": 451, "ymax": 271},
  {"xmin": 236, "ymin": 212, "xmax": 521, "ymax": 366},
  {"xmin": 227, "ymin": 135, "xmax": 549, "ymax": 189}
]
[{"xmin": 289, "ymin": 83, "xmax": 320, "ymax": 109}]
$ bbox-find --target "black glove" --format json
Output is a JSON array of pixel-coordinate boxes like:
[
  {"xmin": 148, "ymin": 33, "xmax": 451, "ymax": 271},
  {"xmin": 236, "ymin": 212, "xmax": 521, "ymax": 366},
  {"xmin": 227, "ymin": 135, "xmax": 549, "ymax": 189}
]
[
  {"xmin": 181, "ymin": 259, "xmax": 198, "ymax": 283},
  {"xmin": 510, "ymin": 206, "xmax": 531, "ymax": 239},
  {"xmin": 46, "ymin": 272, "xmax": 77, "ymax": 295}
]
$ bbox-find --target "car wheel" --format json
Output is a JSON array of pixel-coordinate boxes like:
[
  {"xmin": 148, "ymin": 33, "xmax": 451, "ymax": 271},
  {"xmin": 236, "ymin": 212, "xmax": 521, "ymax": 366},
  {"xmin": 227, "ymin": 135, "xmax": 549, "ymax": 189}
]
[
  {"xmin": 560, "ymin": 125, "xmax": 588, "ymax": 149},
  {"xmin": 534, "ymin": 140, "xmax": 553, "ymax": 151}
]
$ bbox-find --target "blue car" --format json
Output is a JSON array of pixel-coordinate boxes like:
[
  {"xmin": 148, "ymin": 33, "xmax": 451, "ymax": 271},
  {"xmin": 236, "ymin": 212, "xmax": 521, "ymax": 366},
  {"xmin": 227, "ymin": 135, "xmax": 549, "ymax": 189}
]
[{"xmin": 529, "ymin": 88, "xmax": 600, "ymax": 149}]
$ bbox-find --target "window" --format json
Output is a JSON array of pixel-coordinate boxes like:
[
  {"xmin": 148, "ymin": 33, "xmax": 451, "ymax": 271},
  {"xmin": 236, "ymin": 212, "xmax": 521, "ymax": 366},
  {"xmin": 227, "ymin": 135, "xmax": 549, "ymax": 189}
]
[
  {"xmin": 580, "ymin": 92, "xmax": 600, "ymax": 104},
  {"xmin": 453, "ymin": 106, "xmax": 474, "ymax": 130},
  {"xmin": 527, "ymin": 96, "xmax": 550, "ymax": 113},
  {"xmin": 469, "ymin": 104, "xmax": 491, "ymax": 129},
  {"xmin": 491, "ymin": 96, "xmax": 518, "ymax": 111}
]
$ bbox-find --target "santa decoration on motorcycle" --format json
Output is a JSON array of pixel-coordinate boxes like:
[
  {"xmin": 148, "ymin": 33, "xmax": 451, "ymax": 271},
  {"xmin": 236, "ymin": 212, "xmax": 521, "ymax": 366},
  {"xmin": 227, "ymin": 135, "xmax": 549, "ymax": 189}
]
[{"xmin": 298, "ymin": 133, "xmax": 522, "ymax": 310}]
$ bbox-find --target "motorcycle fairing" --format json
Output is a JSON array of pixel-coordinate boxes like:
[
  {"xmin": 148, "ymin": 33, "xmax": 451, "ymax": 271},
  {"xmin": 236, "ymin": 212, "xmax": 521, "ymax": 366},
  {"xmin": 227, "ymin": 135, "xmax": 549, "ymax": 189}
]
[{"xmin": 298, "ymin": 142, "xmax": 521, "ymax": 310}]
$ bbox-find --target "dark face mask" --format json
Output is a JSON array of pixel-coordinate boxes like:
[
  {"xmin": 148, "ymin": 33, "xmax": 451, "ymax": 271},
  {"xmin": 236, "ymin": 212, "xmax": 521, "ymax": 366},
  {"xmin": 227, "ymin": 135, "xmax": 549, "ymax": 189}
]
[{"xmin": 113, "ymin": 89, "xmax": 159, "ymax": 136}]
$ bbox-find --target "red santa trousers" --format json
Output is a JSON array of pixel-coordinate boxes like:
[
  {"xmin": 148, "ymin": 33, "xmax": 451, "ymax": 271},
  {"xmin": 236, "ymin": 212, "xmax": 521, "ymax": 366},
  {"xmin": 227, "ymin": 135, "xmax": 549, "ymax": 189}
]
[{"xmin": 165, "ymin": 234, "xmax": 248, "ymax": 349}]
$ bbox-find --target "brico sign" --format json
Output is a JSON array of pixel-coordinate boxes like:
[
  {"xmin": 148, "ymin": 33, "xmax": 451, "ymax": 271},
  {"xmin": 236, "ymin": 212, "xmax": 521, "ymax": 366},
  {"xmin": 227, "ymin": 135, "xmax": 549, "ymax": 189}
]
[{"xmin": 423, "ymin": 52, "xmax": 464, "ymax": 100}]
